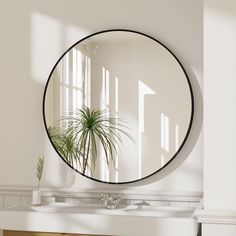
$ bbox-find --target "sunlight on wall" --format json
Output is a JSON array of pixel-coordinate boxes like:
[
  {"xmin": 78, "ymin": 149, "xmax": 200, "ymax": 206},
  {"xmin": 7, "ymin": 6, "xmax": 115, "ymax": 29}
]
[
  {"xmin": 115, "ymin": 76, "xmax": 119, "ymax": 182},
  {"xmin": 138, "ymin": 81, "xmax": 155, "ymax": 178},
  {"xmin": 31, "ymin": 12, "xmax": 90, "ymax": 84},
  {"xmin": 31, "ymin": 12, "xmax": 62, "ymax": 83},
  {"xmin": 62, "ymin": 53, "xmax": 70, "ymax": 112},
  {"xmin": 161, "ymin": 113, "xmax": 169, "ymax": 153},
  {"xmin": 101, "ymin": 67, "xmax": 110, "ymax": 182},
  {"xmin": 175, "ymin": 124, "xmax": 179, "ymax": 152},
  {"xmin": 75, "ymin": 50, "xmax": 83, "ymax": 109}
]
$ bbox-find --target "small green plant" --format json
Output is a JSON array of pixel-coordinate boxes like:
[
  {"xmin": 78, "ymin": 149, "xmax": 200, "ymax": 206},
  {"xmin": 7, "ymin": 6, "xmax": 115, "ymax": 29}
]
[{"xmin": 36, "ymin": 155, "xmax": 44, "ymax": 190}]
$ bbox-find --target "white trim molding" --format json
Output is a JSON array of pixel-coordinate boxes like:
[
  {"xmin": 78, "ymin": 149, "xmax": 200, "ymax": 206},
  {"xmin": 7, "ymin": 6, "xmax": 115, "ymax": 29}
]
[
  {"xmin": 194, "ymin": 209, "xmax": 236, "ymax": 225},
  {"xmin": 0, "ymin": 185, "xmax": 202, "ymax": 210},
  {"xmin": 0, "ymin": 185, "xmax": 202, "ymax": 201}
]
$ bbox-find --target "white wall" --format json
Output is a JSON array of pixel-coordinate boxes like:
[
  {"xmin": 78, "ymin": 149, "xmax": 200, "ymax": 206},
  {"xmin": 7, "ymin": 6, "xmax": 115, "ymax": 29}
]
[
  {"xmin": 203, "ymin": 0, "xmax": 236, "ymax": 235},
  {"xmin": 203, "ymin": 224, "xmax": 236, "ymax": 236},
  {"xmin": 204, "ymin": 0, "xmax": 236, "ymax": 210},
  {"xmin": 0, "ymin": 0, "xmax": 203, "ymax": 192}
]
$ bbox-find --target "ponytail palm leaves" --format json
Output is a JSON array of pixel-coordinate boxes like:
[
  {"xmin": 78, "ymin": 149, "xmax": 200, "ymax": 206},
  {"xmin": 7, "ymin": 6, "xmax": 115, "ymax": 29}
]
[{"xmin": 48, "ymin": 107, "xmax": 134, "ymax": 175}]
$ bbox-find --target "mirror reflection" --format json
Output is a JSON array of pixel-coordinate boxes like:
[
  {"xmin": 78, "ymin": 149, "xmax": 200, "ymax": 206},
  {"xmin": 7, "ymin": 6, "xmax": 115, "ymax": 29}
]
[{"xmin": 44, "ymin": 30, "xmax": 193, "ymax": 183}]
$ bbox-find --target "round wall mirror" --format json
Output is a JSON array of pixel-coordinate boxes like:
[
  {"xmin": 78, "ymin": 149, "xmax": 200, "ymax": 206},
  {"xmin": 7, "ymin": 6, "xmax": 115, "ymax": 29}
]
[{"xmin": 43, "ymin": 29, "xmax": 194, "ymax": 184}]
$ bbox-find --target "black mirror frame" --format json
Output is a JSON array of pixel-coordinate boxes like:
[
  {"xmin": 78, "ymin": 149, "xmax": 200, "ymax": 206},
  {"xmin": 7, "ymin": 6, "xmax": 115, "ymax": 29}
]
[{"xmin": 42, "ymin": 29, "xmax": 194, "ymax": 185}]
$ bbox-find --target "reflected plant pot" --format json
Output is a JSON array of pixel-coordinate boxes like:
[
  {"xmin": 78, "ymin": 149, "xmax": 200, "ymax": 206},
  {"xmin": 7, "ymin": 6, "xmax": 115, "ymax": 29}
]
[{"xmin": 32, "ymin": 190, "xmax": 41, "ymax": 206}]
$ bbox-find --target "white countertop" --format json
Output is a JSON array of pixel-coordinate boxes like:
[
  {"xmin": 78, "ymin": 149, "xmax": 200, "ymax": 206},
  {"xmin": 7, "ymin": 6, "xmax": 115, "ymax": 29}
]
[{"xmin": 0, "ymin": 203, "xmax": 198, "ymax": 236}]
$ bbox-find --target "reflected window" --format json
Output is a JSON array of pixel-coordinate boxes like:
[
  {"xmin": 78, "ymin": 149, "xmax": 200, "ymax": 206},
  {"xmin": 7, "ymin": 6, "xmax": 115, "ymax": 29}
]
[{"xmin": 161, "ymin": 113, "xmax": 169, "ymax": 152}]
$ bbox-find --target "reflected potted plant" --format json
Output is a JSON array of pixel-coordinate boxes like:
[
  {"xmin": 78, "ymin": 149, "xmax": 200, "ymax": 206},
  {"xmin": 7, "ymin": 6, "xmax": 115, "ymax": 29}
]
[
  {"xmin": 48, "ymin": 106, "xmax": 134, "ymax": 174},
  {"xmin": 32, "ymin": 155, "xmax": 44, "ymax": 206}
]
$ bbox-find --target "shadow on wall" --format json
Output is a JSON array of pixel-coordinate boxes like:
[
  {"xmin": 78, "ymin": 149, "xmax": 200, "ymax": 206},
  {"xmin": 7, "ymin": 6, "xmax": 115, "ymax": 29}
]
[{"xmin": 206, "ymin": 0, "xmax": 236, "ymax": 16}]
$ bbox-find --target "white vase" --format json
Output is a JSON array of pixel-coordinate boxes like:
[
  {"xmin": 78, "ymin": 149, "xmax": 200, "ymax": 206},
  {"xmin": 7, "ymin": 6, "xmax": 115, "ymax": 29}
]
[{"xmin": 32, "ymin": 190, "xmax": 41, "ymax": 205}]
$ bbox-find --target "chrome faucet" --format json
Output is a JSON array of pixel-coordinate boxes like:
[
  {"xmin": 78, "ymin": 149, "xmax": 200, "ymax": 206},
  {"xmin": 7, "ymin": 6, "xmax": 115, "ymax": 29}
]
[{"xmin": 99, "ymin": 193, "xmax": 123, "ymax": 209}]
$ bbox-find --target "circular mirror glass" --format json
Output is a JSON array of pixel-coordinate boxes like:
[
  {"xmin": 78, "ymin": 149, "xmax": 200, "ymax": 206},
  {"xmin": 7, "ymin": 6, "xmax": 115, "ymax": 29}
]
[{"xmin": 43, "ymin": 30, "xmax": 194, "ymax": 184}]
